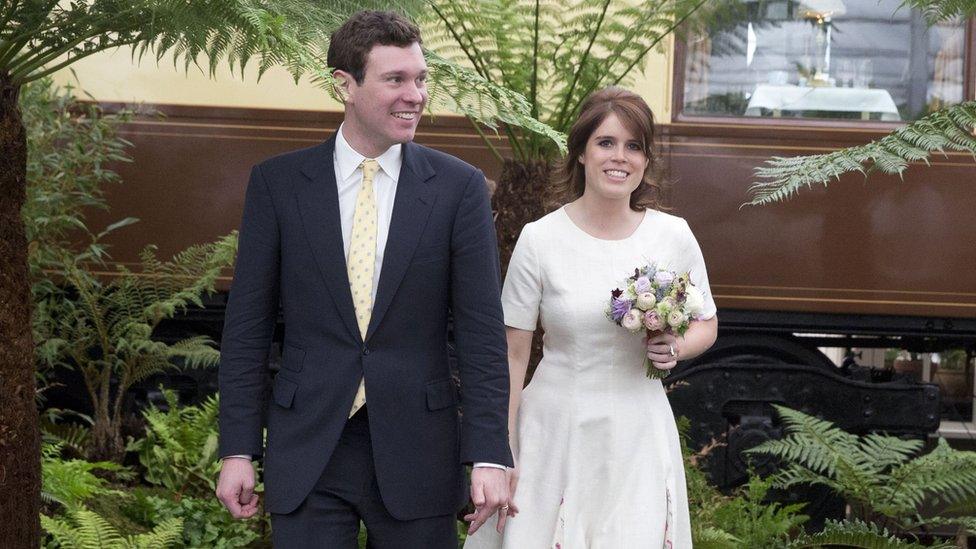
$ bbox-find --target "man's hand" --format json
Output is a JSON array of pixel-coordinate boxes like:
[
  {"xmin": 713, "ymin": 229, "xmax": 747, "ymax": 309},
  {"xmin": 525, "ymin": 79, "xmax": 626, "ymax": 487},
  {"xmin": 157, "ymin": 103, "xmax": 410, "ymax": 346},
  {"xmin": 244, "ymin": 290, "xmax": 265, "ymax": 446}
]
[
  {"xmin": 464, "ymin": 467, "xmax": 516, "ymax": 535},
  {"xmin": 215, "ymin": 457, "xmax": 260, "ymax": 519}
]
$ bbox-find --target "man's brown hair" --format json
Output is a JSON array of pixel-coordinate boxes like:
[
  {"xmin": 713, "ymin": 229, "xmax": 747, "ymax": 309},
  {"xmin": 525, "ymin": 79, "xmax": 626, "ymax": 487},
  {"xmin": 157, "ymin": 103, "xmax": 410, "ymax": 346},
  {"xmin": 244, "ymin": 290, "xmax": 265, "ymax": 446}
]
[
  {"xmin": 552, "ymin": 87, "xmax": 667, "ymax": 211},
  {"xmin": 327, "ymin": 10, "xmax": 423, "ymax": 84}
]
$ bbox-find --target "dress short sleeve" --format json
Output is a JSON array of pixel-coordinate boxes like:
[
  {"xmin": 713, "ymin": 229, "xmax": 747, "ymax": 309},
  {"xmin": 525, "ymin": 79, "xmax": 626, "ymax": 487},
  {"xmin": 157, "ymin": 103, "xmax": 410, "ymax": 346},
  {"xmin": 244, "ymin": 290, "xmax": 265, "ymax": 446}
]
[
  {"xmin": 682, "ymin": 220, "xmax": 718, "ymax": 320},
  {"xmin": 501, "ymin": 223, "xmax": 542, "ymax": 331}
]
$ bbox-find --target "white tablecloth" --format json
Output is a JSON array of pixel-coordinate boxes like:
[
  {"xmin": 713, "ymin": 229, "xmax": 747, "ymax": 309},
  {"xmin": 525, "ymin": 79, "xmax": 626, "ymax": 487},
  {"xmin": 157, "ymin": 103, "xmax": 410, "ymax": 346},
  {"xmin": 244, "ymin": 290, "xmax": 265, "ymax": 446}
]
[{"xmin": 745, "ymin": 84, "xmax": 901, "ymax": 120}]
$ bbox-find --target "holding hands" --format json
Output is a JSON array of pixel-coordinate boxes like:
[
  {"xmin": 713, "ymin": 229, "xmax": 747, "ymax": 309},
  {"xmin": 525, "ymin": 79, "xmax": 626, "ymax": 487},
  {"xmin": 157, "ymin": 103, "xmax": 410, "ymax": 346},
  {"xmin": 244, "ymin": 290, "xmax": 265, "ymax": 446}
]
[{"xmin": 465, "ymin": 466, "xmax": 519, "ymax": 535}]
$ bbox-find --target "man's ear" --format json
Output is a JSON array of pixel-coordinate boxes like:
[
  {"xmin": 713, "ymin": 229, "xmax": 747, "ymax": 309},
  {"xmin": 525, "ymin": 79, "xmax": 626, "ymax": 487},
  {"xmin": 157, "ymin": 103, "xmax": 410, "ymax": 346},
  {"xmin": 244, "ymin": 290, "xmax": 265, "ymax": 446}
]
[{"xmin": 332, "ymin": 69, "xmax": 353, "ymax": 103}]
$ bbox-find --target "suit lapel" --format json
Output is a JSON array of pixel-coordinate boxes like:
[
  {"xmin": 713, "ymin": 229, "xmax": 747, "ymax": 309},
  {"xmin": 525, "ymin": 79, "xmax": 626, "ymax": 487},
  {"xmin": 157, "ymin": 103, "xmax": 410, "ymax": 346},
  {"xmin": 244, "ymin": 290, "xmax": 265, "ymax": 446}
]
[
  {"xmin": 296, "ymin": 137, "xmax": 362, "ymax": 343},
  {"xmin": 367, "ymin": 142, "xmax": 435, "ymax": 340}
]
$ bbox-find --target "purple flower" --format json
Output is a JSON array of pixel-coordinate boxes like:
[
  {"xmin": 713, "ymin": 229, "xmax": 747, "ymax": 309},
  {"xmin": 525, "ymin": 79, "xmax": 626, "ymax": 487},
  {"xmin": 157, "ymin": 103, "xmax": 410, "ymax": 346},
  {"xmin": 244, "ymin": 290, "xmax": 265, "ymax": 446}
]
[
  {"xmin": 654, "ymin": 270, "xmax": 675, "ymax": 286},
  {"xmin": 644, "ymin": 310, "xmax": 665, "ymax": 331},
  {"xmin": 634, "ymin": 276, "xmax": 651, "ymax": 294},
  {"xmin": 611, "ymin": 297, "xmax": 632, "ymax": 322}
]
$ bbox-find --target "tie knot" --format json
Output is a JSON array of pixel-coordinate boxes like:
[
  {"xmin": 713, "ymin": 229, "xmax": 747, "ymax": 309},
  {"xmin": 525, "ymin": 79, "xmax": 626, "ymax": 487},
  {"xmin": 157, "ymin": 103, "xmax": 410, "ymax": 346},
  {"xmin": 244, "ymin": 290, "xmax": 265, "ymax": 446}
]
[{"xmin": 360, "ymin": 159, "xmax": 379, "ymax": 183}]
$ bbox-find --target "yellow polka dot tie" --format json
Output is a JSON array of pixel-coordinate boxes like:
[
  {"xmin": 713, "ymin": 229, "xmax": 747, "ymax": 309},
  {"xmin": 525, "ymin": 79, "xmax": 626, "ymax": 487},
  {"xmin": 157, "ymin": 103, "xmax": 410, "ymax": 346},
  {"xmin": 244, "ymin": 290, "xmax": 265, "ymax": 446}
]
[{"xmin": 348, "ymin": 159, "xmax": 378, "ymax": 417}]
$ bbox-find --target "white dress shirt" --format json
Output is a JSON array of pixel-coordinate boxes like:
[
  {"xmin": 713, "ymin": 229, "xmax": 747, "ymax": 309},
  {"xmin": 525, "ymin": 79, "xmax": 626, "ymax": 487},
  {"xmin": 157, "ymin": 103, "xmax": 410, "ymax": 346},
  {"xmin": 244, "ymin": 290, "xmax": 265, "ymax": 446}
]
[
  {"xmin": 226, "ymin": 125, "xmax": 504, "ymax": 470},
  {"xmin": 333, "ymin": 124, "xmax": 400, "ymax": 301}
]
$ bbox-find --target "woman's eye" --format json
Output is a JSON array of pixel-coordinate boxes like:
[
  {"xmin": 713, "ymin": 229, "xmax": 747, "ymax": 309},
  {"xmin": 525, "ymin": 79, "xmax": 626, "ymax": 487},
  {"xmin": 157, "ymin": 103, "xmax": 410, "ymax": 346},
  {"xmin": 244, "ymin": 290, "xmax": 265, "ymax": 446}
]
[
  {"xmin": 598, "ymin": 139, "xmax": 613, "ymax": 147},
  {"xmin": 627, "ymin": 143, "xmax": 642, "ymax": 151}
]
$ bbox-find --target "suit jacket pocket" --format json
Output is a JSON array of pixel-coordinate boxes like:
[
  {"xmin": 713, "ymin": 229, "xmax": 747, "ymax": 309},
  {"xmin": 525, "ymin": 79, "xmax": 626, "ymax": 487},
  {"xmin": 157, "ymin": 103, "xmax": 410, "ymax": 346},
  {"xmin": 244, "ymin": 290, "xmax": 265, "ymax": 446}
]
[
  {"xmin": 426, "ymin": 378, "xmax": 458, "ymax": 411},
  {"xmin": 273, "ymin": 375, "xmax": 298, "ymax": 409}
]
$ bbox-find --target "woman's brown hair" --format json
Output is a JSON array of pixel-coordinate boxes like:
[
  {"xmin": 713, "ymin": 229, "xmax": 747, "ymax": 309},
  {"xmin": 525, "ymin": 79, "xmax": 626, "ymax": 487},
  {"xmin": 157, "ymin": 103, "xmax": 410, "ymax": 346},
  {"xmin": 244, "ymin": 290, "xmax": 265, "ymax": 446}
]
[{"xmin": 552, "ymin": 87, "xmax": 667, "ymax": 211}]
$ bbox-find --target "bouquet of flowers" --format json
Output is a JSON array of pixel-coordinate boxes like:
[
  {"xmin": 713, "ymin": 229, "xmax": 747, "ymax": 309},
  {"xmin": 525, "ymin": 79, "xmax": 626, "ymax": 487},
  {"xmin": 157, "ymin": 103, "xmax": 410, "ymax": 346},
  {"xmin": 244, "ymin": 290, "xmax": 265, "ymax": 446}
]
[{"xmin": 605, "ymin": 263, "xmax": 707, "ymax": 379}]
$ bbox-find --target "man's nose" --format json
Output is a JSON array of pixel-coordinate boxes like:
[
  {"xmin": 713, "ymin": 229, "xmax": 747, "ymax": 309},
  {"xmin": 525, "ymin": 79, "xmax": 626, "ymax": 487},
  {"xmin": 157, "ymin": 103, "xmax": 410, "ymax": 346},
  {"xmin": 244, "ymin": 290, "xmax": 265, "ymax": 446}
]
[{"xmin": 402, "ymin": 82, "xmax": 425, "ymax": 105}]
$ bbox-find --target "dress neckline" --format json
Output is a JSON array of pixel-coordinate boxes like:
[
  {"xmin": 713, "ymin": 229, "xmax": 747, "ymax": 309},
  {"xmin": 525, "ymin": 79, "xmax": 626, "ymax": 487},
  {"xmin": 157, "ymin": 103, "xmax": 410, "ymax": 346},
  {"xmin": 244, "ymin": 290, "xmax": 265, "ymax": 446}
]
[{"xmin": 558, "ymin": 205, "xmax": 651, "ymax": 242}]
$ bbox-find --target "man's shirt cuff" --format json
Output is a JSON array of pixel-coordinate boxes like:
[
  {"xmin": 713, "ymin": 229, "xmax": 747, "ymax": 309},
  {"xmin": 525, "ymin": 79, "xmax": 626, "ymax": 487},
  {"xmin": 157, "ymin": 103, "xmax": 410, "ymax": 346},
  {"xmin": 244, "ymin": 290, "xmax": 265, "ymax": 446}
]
[{"xmin": 473, "ymin": 462, "xmax": 506, "ymax": 470}]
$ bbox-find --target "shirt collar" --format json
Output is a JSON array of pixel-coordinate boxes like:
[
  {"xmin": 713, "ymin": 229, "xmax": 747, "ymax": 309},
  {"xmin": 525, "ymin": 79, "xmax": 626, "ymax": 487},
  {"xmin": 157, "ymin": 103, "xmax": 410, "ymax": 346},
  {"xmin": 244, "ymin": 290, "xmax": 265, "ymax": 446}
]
[{"xmin": 335, "ymin": 123, "xmax": 403, "ymax": 183}]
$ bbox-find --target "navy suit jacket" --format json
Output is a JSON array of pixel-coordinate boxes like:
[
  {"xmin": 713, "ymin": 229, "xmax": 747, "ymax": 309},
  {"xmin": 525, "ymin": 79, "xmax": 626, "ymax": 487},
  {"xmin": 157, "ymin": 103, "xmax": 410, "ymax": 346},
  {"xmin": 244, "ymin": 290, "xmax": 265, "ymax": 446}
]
[{"xmin": 218, "ymin": 136, "xmax": 513, "ymax": 519}]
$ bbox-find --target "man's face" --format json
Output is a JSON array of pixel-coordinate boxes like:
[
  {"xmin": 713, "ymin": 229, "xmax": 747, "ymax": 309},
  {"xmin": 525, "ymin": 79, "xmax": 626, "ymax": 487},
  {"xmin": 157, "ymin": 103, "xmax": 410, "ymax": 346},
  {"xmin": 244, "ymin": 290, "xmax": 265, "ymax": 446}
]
[{"xmin": 337, "ymin": 42, "xmax": 428, "ymax": 157}]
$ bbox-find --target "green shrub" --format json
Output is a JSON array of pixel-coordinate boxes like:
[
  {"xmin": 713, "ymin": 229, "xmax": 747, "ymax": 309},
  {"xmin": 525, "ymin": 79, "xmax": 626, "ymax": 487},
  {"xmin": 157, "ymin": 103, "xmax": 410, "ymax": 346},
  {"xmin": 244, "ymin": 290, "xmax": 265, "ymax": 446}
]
[
  {"xmin": 125, "ymin": 391, "xmax": 270, "ymax": 547},
  {"xmin": 126, "ymin": 489, "xmax": 263, "ymax": 549},
  {"xmin": 750, "ymin": 405, "xmax": 976, "ymax": 541},
  {"xmin": 128, "ymin": 389, "xmax": 220, "ymax": 498}
]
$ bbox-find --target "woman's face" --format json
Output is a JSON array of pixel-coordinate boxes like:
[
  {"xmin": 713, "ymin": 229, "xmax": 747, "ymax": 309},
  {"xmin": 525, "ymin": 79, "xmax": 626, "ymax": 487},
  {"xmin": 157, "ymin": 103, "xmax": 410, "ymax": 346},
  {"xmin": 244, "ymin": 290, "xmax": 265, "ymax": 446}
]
[{"xmin": 578, "ymin": 112, "xmax": 648, "ymax": 202}]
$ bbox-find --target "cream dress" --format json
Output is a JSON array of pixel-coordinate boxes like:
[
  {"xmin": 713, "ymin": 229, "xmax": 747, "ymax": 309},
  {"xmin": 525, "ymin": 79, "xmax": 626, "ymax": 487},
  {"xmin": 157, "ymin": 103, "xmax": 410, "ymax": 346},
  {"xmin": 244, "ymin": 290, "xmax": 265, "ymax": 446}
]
[{"xmin": 464, "ymin": 206, "xmax": 716, "ymax": 549}]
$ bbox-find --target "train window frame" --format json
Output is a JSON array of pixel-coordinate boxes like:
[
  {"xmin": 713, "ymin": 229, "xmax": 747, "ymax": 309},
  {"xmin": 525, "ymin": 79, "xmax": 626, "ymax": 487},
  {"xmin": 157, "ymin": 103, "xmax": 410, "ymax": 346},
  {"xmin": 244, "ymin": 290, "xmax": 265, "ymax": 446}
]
[{"xmin": 671, "ymin": 9, "xmax": 976, "ymax": 128}]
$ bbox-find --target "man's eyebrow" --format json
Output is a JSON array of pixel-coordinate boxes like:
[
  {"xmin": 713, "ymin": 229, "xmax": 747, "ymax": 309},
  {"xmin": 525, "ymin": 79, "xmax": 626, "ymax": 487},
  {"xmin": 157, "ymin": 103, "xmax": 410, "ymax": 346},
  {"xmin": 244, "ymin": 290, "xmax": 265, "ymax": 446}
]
[{"xmin": 378, "ymin": 69, "xmax": 428, "ymax": 78}]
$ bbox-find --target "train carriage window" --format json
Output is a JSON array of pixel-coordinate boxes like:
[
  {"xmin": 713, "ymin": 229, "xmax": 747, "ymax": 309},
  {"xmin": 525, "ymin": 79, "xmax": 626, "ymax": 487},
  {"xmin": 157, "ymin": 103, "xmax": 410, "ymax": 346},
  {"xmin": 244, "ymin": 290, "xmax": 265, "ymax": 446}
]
[{"xmin": 681, "ymin": 0, "xmax": 968, "ymax": 121}]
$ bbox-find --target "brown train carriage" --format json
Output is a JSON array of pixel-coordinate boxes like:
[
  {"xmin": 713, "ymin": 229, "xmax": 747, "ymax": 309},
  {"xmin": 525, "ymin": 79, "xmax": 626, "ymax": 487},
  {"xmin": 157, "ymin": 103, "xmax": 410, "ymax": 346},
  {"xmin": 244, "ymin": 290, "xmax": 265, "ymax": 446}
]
[{"xmin": 88, "ymin": 99, "xmax": 973, "ymax": 508}]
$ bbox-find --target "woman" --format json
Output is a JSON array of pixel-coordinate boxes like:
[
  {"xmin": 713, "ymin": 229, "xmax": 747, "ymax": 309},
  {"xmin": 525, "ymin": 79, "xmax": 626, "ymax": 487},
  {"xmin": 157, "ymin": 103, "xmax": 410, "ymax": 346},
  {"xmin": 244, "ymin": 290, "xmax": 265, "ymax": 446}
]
[{"xmin": 465, "ymin": 87, "xmax": 718, "ymax": 548}]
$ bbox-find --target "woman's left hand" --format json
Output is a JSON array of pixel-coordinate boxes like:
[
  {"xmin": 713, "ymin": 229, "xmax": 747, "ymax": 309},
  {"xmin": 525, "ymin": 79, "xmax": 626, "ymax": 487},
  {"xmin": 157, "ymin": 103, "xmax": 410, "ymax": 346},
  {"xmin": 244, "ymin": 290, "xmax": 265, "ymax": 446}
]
[{"xmin": 646, "ymin": 332, "xmax": 680, "ymax": 370}]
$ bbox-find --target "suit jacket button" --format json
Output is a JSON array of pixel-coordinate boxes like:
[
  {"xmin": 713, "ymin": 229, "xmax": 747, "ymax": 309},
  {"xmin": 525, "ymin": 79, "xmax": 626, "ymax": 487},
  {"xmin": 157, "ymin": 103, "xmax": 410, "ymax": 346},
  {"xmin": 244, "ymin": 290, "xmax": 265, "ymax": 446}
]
[{"xmin": 362, "ymin": 347, "xmax": 370, "ymax": 355}]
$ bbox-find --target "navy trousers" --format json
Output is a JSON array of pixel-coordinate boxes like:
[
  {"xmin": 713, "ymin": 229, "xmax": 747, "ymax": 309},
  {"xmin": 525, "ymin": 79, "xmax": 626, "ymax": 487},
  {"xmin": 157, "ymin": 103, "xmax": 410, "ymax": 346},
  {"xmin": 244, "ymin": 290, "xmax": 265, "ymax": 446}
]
[{"xmin": 270, "ymin": 408, "xmax": 458, "ymax": 548}]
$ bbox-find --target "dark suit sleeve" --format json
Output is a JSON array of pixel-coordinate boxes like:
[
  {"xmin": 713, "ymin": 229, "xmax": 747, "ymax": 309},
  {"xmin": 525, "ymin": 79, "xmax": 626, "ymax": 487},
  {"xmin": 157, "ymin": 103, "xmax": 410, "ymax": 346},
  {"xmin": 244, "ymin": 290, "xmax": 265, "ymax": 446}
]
[
  {"xmin": 450, "ymin": 169, "xmax": 514, "ymax": 467},
  {"xmin": 218, "ymin": 164, "xmax": 280, "ymax": 458}
]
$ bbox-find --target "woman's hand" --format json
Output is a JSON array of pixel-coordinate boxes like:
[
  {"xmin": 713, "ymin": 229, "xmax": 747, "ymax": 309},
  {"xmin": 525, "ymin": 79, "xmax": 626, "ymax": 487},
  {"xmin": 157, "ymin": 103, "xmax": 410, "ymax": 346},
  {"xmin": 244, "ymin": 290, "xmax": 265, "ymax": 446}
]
[
  {"xmin": 495, "ymin": 465, "xmax": 520, "ymax": 533},
  {"xmin": 646, "ymin": 331, "xmax": 680, "ymax": 371}
]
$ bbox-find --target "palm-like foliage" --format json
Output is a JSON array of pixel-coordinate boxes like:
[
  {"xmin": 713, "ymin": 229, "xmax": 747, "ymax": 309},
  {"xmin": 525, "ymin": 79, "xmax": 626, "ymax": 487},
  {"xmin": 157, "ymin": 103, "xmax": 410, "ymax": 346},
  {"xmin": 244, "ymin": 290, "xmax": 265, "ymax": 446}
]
[
  {"xmin": 749, "ymin": 405, "xmax": 976, "ymax": 538},
  {"xmin": 747, "ymin": 102, "xmax": 976, "ymax": 205},
  {"xmin": 41, "ymin": 507, "xmax": 183, "ymax": 549},
  {"xmin": 43, "ymin": 234, "xmax": 237, "ymax": 461},
  {"xmin": 746, "ymin": 0, "xmax": 976, "ymax": 204},
  {"xmin": 0, "ymin": 0, "xmax": 559, "ymax": 139},
  {"xmin": 423, "ymin": 0, "xmax": 719, "ymax": 162},
  {"xmin": 900, "ymin": 0, "xmax": 976, "ymax": 22}
]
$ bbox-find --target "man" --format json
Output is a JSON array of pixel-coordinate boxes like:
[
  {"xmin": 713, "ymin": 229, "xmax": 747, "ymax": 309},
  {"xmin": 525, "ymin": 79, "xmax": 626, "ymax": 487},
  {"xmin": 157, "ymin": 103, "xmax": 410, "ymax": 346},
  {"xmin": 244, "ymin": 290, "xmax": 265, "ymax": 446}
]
[{"xmin": 215, "ymin": 11, "xmax": 514, "ymax": 548}]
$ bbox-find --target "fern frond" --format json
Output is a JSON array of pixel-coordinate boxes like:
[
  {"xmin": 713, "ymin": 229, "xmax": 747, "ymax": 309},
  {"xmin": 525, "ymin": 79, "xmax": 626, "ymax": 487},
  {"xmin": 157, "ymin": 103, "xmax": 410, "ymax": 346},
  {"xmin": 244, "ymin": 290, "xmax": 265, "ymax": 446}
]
[
  {"xmin": 42, "ymin": 506, "xmax": 184, "ymax": 549},
  {"xmin": 886, "ymin": 438, "xmax": 976, "ymax": 511},
  {"xmin": 916, "ymin": 515, "xmax": 976, "ymax": 536},
  {"xmin": 422, "ymin": 0, "xmax": 714, "ymax": 159},
  {"xmin": 126, "ymin": 516, "xmax": 183, "ymax": 548},
  {"xmin": 42, "ymin": 442, "xmax": 131, "ymax": 507},
  {"xmin": 747, "ymin": 101, "xmax": 976, "ymax": 205},
  {"xmin": 789, "ymin": 519, "xmax": 954, "ymax": 548},
  {"xmin": 898, "ymin": 0, "xmax": 976, "ymax": 24},
  {"xmin": 692, "ymin": 526, "xmax": 739, "ymax": 548}
]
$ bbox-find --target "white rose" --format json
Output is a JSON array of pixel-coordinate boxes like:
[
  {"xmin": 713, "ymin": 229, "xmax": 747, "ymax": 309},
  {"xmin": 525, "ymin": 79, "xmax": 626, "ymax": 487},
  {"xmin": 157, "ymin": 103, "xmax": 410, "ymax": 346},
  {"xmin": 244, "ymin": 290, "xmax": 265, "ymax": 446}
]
[
  {"xmin": 635, "ymin": 292, "xmax": 657, "ymax": 310},
  {"xmin": 667, "ymin": 310, "xmax": 687, "ymax": 328},
  {"xmin": 685, "ymin": 285, "xmax": 705, "ymax": 316},
  {"xmin": 621, "ymin": 309, "xmax": 644, "ymax": 332}
]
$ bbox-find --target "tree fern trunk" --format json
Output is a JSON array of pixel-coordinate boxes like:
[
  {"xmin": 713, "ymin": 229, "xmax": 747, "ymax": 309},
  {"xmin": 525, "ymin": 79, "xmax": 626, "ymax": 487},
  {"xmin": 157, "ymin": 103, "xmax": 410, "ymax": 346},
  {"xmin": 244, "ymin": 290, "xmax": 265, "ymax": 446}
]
[
  {"xmin": 493, "ymin": 159, "xmax": 552, "ymax": 278},
  {"xmin": 89, "ymin": 373, "xmax": 123, "ymax": 462},
  {"xmin": 492, "ymin": 159, "xmax": 552, "ymax": 380},
  {"xmin": 0, "ymin": 74, "xmax": 41, "ymax": 546}
]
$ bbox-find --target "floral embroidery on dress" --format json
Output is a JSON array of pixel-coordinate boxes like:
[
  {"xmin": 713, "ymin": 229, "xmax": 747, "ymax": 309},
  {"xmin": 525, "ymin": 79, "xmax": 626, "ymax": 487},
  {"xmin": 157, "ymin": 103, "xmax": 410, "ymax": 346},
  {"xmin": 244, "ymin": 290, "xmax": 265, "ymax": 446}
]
[
  {"xmin": 662, "ymin": 487, "xmax": 674, "ymax": 549},
  {"xmin": 550, "ymin": 494, "xmax": 566, "ymax": 549}
]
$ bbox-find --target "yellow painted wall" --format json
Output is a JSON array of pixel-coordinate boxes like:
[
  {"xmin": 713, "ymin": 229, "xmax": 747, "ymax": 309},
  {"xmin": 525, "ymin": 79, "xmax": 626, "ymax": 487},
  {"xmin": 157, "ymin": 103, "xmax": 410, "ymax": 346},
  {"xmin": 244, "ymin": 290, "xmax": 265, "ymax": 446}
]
[{"xmin": 51, "ymin": 38, "xmax": 675, "ymax": 122}]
